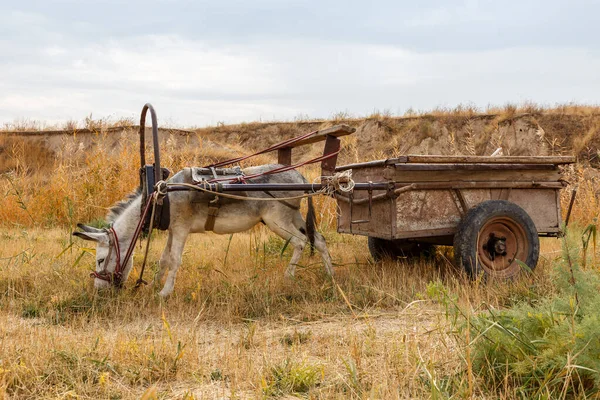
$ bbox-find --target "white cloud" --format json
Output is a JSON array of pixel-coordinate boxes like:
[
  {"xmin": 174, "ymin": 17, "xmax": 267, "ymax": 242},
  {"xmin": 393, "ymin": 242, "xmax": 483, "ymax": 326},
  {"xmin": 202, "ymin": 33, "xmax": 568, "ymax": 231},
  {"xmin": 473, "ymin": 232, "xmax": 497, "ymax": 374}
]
[{"xmin": 1, "ymin": 28, "xmax": 599, "ymax": 127}]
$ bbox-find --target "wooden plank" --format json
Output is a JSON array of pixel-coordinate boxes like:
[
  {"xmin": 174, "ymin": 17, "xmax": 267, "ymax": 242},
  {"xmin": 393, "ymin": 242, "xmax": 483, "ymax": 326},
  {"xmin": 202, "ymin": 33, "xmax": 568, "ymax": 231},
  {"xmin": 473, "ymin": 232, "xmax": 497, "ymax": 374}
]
[
  {"xmin": 404, "ymin": 181, "xmax": 566, "ymax": 190},
  {"xmin": 336, "ymin": 155, "xmax": 575, "ymax": 171},
  {"xmin": 392, "ymin": 163, "xmax": 557, "ymax": 171},
  {"xmin": 381, "ymin": 167, "xmax": 562, "ymax": 183},
  {"xmin": 286, "ymin": 124, "xmax": 355, "ymax": 148},
  {"xmin": 336, "ymin": 159, "xmax": 396, "ymax": 171},
  {"xmin": 277, "ymin": 148, "xmax": 292, "ymax": 165},
  {"xmin": 398, "ymin": 155, "xmax": 576, "ymax": 164},
  {"xmin": 321, "ymin": 135, "xmax": 341, "ymax": 177}
]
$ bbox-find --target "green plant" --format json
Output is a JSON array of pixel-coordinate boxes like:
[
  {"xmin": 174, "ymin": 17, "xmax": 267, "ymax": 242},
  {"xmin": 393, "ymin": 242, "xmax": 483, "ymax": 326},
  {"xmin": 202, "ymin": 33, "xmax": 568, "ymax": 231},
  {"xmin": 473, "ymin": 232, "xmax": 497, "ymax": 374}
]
[
  {"xmin": 466, "ymin": 231, "xmax": 600, "ymax": 398},
  {"xmin": 262, "ymin": 359, "xmax": 322, "ymax": 397}
]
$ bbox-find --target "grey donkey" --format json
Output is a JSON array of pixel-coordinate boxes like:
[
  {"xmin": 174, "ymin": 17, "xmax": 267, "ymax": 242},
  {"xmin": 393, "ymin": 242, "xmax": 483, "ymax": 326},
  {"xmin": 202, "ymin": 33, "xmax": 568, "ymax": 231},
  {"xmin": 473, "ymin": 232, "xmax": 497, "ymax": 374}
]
[{"xmin": 73, "ymin": 165, "xmax": 334, "ymax": 297}]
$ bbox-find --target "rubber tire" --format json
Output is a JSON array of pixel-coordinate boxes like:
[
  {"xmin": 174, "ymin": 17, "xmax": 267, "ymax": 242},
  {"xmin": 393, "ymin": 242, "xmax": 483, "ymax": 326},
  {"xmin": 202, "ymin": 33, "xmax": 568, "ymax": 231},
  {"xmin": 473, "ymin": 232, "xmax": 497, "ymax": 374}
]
[
  {"xmin": 368, "ymin": 237, "xmax": 434, "ymax": 261},
  {"xmin": 454, "ymin": 200, "xmax": 539, "ymax": 279}
]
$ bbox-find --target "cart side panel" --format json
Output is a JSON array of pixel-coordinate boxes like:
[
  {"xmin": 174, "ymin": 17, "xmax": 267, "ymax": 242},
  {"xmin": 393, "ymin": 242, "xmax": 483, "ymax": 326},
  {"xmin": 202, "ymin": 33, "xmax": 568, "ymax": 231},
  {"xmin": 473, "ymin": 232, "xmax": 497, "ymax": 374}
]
[
  {"xmin": 337, "ymin": 166, "xmax": 395, "ymax": 239},
  {"xmin": 395, "ymin": 190, "xmax": 461, "ymax": 235},
  {"xmin": 383, "ymin": 167, "xmax": 561, "ymax": 183},
  {"xmin": 504, "ymin": 189, "xmax": 561, "ymax": 232},
  {"xmin": 337, "ymin": 197, "xmax": 396, "ymax": 239},
  {"xmin": 336, "ymin": 162, "xmax": 564, "ymax": 240},
  {"xmin": 390, "ymin": 188, "xmax": 561, "ymax": 239}
]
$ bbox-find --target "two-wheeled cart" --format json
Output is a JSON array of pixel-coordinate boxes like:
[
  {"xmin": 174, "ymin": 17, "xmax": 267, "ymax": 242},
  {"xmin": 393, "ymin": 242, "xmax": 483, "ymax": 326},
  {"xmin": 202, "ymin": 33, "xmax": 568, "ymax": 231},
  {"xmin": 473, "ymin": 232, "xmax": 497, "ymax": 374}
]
[
  {"xmin": 139, "ymin": 104, "xmax": 575, "ymax": 280},
  {"xmin": 334, "ymin": 155, "xmax": 574, "ymax": 278}
]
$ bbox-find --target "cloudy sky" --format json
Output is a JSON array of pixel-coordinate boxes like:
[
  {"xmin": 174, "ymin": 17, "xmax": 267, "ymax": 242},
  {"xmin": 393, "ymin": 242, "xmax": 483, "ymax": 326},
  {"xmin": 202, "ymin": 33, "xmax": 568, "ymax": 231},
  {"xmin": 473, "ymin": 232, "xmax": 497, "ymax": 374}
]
[{"xmin": 1, "ymin": 0, "xmax": 599, "ymax": 127}]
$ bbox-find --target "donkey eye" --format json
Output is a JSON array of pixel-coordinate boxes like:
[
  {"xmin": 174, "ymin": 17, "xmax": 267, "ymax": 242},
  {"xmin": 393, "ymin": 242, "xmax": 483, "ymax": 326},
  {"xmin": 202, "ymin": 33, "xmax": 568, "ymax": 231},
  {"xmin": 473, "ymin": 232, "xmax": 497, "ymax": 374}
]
[{"xmin": 98, "ymin": 258, "xmax": 105, "ymax": 265}]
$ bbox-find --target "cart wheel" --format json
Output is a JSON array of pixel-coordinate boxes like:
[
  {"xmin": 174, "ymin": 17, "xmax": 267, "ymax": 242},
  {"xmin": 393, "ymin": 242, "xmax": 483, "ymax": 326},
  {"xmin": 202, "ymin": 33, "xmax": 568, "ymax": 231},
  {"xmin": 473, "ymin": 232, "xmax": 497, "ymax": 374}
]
[
  {"xmin": 368, "ymin": 237, "xmax": 434, "ymax": 261},
  {"xmin": 454, "ymin": 200, "xmax": 539, "ymax": 279}
]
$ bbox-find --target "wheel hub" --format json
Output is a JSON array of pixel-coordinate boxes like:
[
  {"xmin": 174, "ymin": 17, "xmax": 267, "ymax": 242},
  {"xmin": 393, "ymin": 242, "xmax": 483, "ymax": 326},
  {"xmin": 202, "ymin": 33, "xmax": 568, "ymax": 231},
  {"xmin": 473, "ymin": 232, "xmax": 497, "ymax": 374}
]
[
  {"xmin": 482, "ymin": 233, "xmax": 507, "ymax": 260},
  {"xmin": 477, "ymin": 217, "xmax": 528, "ymax": 274}
]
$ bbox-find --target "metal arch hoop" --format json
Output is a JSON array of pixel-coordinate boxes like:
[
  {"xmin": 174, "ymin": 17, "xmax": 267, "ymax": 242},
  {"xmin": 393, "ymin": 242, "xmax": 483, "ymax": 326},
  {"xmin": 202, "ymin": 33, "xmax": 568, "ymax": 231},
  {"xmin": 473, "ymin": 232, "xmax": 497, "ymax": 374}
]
[{"xmin": 139, "ymin": 103, "xmax": 161, "ymax": 185}]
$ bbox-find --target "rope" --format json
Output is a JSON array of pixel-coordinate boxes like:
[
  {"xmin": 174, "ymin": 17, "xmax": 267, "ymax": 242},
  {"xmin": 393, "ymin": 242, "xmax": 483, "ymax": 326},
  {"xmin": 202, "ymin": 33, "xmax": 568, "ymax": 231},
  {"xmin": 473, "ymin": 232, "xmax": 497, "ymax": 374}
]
[
  {"xmin": 157, "ymin": 169, "xmax": 356, "ymax": 202},
  {"xmin": 319, "ymin": 169, "xmax": 355, "ymax": 194}
]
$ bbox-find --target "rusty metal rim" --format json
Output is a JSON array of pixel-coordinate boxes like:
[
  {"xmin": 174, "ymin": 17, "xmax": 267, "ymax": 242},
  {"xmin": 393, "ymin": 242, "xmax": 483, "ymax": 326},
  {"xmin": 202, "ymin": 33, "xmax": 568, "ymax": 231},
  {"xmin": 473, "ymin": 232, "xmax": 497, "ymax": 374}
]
[{"xmin": 477, "ymin": 216, "xmax": 528, "ymax": 276}]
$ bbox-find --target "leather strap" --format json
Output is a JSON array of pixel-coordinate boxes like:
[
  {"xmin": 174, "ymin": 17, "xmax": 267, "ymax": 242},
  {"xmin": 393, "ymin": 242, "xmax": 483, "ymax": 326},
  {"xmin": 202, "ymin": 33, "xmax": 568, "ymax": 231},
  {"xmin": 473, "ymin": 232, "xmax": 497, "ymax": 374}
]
[{"xmin": 204, "ymin": 197, "xmax": 221, "ymax": 231}]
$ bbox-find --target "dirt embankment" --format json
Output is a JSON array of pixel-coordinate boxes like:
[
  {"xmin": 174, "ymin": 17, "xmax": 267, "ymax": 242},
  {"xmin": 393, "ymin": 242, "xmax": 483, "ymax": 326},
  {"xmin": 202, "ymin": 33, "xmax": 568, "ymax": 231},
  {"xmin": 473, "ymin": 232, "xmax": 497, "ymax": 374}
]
[
  {"xmin": 1, "ymin": 111, "xmax": 600, "ymax": 174},
  {"xmin": 194, "ymin": 112, "xmax": 600, "ymax": 166}
]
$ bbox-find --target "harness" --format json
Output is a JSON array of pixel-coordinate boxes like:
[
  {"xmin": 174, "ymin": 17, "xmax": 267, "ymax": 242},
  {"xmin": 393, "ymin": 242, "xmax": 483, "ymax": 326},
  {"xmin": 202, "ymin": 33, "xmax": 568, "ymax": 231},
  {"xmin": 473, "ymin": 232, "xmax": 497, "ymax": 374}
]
[
  {"xmin": 88, "ymin": 106, "xmax": 345, "ymax": 287},
  {"xmin": 191, "ymin": 167, "xmax": 244, "ymax": 232},
  {"xmin": 90, "ymin": 227, "xmax": 125, "ymax": 286},
  {"xmin": 91, "ymin": 195, "xmax": 155, "ymax": 287},
  {"xmin": 141, "ymin": 166, "xmax": 171, "ymax": 233}
]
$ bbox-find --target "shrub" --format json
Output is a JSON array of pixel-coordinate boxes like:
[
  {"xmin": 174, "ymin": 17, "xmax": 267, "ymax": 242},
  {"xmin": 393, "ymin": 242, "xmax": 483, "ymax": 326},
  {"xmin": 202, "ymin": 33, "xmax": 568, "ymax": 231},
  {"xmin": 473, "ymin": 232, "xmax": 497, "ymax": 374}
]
[
  {"xmin": 262, "ymin": 358, "xmax": 322, "ymax": 397},
  {"xmin": 468, "ymin": 231, "xmax": 600, "ymax": 397}
]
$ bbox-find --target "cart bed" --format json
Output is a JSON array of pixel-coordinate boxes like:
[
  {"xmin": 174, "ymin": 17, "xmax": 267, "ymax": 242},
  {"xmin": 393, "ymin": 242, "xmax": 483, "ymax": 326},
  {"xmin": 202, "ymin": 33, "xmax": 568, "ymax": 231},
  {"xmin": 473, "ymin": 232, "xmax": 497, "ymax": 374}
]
[{"xmin": 335, "ymin": 155, "xmax": 575, "ymax": 244}]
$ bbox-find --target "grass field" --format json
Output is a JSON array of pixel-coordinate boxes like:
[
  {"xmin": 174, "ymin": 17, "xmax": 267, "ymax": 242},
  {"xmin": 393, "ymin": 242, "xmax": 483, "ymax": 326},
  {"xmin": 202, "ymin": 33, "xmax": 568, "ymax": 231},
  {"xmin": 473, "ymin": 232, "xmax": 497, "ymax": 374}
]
[
  {"xmin": 1, "ymin": 109, "xmax": 600, "ymax": 398},
  {"xmin": 0, "ymin": 222, "xmax": 573, "ymax": 399}
]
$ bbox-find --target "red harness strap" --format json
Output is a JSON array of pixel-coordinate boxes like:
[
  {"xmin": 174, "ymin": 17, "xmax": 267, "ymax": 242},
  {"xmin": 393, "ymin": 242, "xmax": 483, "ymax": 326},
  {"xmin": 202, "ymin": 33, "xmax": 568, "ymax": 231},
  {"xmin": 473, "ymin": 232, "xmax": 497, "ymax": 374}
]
[
  {"xmin": 206, "ymin": 149, "xmax": 341, "ymax": 184},
  {"xmin": 204, "ymin": 129, "xmax": 318, "ymax": 169},
  {"xmin": 90, "ymin": 195, "xmax": 155, "ymax": 287}
]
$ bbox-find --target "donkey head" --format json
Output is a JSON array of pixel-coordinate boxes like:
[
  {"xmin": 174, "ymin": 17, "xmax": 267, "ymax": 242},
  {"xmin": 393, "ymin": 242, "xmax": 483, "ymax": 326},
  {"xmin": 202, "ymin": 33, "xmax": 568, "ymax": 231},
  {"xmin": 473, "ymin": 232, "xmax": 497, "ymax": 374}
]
[{"xmin": 72, "ymin": 223, "xmax": 119, "ymax": 289}]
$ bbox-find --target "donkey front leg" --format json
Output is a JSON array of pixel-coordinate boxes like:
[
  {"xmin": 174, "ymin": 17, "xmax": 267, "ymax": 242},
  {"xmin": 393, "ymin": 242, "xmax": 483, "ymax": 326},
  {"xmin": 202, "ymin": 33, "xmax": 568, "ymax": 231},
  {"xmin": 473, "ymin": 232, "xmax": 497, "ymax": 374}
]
[{"xmin": 158, "ymin": 228, "xmax": 189, "ymax": 297}]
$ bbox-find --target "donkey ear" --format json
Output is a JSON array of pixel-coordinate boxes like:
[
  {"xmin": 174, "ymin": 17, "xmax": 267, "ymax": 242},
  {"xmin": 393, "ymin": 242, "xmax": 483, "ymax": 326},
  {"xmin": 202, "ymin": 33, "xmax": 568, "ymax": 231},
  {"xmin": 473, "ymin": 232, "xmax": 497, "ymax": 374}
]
[
  {"xmin": 77, "ymin": 223, "xmax": 104, "ymax": 233},
  {"xmin": 72, "ymin": 231, "xmax": 108, "ymax": 243}
]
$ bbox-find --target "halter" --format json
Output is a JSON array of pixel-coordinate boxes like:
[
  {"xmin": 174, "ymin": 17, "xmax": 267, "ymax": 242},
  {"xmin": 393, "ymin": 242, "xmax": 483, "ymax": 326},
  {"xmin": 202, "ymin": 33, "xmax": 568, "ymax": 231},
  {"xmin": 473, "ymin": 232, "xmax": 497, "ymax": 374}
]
[
  {"xmin": 90, "ymin": 227, "xmax": 125, "ymax": 286},
  {"xmin": 90, "ymin": 194, "xmax": 156, "ymax": 287}
]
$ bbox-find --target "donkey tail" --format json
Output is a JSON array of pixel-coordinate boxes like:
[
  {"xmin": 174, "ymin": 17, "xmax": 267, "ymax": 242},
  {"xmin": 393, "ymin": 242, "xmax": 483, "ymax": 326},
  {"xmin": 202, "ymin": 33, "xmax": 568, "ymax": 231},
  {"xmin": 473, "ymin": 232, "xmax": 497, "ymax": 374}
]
[{"xmin": 306, "ymin": 196, "xmax": 316, "ymax": 256}]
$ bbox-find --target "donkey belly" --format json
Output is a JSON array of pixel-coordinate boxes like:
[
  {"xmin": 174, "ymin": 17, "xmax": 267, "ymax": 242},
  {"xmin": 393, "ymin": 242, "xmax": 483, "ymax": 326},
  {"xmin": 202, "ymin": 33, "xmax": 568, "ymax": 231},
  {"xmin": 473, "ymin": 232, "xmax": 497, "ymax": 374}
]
[
  {"xmin": 211, "ymin": 214, "xmax": 263, "ymax": 234},
  {"xmin": 188, "ymin": 205, "xmax": 263, "ymax": 234}
]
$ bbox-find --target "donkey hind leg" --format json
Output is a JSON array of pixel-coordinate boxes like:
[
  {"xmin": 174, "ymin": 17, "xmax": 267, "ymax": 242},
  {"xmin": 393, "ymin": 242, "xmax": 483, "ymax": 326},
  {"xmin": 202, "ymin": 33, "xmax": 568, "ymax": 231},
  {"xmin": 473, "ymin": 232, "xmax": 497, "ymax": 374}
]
[
  {"xmin": 294, "ymin": 213, "xmax": 334, "ymax": 276},
  {"xmin": 158, "ymin": 228, "xmax": 190, "ymax": 297},
  {"xmin": 263, "ymin": 217, "xmax": 307, "ymax": 279}
]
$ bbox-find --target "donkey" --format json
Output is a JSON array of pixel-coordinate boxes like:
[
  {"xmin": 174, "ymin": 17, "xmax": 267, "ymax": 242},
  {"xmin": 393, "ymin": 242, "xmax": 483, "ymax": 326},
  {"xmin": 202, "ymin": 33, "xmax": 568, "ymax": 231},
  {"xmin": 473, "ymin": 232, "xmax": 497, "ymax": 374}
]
[{"xmin": 73, "ymin": 165, "xmax": 333, "ymax": 297}]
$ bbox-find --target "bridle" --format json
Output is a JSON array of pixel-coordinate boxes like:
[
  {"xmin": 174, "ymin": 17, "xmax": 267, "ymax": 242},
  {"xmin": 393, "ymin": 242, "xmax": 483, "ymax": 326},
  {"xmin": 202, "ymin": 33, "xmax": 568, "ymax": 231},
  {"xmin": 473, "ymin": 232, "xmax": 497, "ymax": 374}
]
[
  {"xmin": 90, "ymin": 227, "xmax": 126, "ymax": 287},
  {"xmin": 90, "ymin": 193, "xmax": 156, "ymax": 287}
]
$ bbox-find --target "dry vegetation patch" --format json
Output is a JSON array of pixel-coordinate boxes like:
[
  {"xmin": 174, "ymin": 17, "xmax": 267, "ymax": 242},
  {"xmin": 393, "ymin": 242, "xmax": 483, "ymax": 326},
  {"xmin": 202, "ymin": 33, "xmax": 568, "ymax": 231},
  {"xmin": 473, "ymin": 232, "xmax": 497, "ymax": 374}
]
[
  {"xmin": 1, "ymin": 106, "xmax": 600, "ymax": 398},
  {"xmin": 0, "ymin": 224, "xmax": 572, "ymax": 399}
]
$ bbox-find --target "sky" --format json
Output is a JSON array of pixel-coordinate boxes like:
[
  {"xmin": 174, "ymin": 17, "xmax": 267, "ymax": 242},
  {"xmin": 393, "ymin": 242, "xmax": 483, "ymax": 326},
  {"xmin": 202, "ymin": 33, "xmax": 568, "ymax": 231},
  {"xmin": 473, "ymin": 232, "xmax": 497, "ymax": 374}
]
[{"xmin": 1, "ymin": 0, "xmax": 599, "ymax": 127}]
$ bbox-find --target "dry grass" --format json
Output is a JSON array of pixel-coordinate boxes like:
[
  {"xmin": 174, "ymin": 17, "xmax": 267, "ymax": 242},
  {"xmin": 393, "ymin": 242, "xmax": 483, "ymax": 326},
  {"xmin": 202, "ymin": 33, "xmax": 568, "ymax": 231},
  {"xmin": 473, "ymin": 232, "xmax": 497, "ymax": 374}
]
[
  {"xmin": 0, "ymin": 223, "xmax": 569, "ymax": 399},
  {"xmin": 0, "ymin": 128, "xmax": 273, "ymax": 227},
  {"xmin": 1, "ymin": 108, "xmax": 600, "ymax": 398},
  {"xmin": 1, "ymin": 115, "xmax": 136, "ymax": 133}
]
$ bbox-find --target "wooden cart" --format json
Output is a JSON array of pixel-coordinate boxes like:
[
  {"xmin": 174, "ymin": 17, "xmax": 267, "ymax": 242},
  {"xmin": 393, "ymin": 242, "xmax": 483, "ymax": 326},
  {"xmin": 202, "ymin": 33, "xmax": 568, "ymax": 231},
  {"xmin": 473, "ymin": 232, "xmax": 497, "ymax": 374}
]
[
  {"xmin": 136, "ymin": 103, "xmax": 575, "ymax": 280},
  {"xmin": 335, "ymin": 155, "xmax": 575, "ymax": 278}
]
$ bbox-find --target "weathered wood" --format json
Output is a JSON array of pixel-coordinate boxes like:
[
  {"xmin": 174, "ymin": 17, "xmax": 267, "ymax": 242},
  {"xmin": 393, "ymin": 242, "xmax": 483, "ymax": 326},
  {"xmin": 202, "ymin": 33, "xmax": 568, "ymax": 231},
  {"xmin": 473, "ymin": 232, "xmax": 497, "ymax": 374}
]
[
  {"xmin": 336, "ymin": 156, "xmax": 575, "ymax": 171},
  {"xmin": 321, "ymin": 135, "xmax": 341, "ymax": 177},
  {"xmin": 336, "ymin": 159, "xmax": 396, "ymax": 171},
  {"xmin": 391, "ymin": 163, "xmax": 557, "ymax": 171},
  {"xmin": 401, "ymin": 181, "xmax": 566, "ymax": 190},
  {"xmin": 338, "ymin": 186, "xmax": 564, "ymax": 241},
  {"xmin": 381, "ymin": 167, "xmax": 562, "ymax": 183},
  {"xmin": 277, "ymin": 147, "xmax": 292, "ymax": 165},
  {"xmin": 395, "ymin": 155, "xmax": 575, "ymax": 164},
  {"xmin": 287, "ymin": 124, "xmax": 355, "ymax": 148}
]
